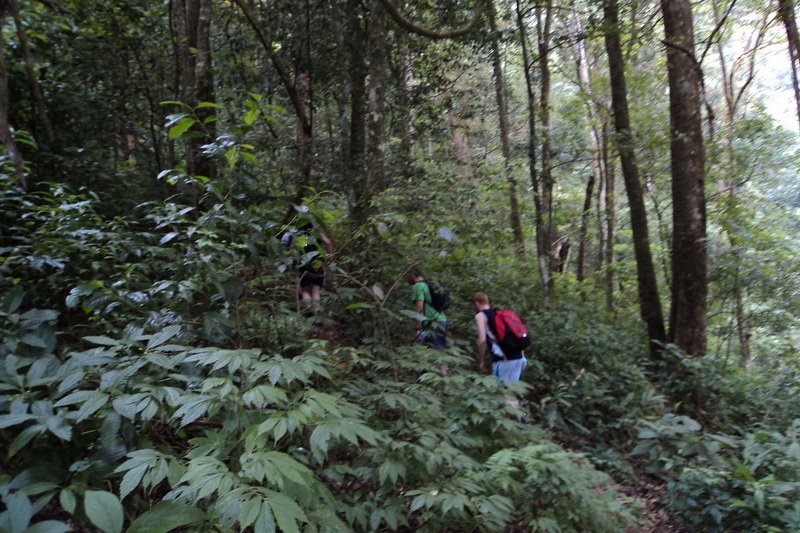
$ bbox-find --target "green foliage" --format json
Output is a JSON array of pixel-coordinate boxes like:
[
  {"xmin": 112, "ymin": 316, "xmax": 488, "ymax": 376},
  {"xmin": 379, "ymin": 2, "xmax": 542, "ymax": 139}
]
[
  {"xmin": 0, "ymin": 182, "xmax": 640, "ymax": 532},
  {"xmin": 665, "ymin": 422, "xmax": 800, "ymax": 532}
]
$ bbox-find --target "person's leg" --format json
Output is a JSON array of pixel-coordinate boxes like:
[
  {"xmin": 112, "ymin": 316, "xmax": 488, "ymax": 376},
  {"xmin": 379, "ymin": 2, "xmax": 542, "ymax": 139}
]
[
  {"xmin": 428, "ymin": 321, "xmax": 448, "ymax": 375},
  {"xmin": 309, "ymin": 284, "xmax": 322, "ymax": 314},
  {"xmin": 298, "ymin": 271, "xmax": 315, "ymax": 315}
]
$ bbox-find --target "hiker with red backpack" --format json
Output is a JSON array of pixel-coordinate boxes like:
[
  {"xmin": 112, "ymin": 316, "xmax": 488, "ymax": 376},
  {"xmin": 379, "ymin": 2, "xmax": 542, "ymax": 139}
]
[{"xmin": 471, "ymin": 292, "xmax": 529, "ymax": 383}]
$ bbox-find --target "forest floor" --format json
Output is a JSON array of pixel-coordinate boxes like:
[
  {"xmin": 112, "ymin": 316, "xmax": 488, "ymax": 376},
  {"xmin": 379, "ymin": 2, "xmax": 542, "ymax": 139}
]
[{"xmin": 618, "ymin": 480, "xmax": 687, "ymax": 532}]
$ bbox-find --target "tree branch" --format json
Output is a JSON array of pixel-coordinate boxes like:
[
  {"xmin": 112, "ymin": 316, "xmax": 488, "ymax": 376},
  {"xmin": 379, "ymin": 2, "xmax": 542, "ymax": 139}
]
[{"xmin": 379, "ymin": 0, "xmax": 485, "ymax": 39}]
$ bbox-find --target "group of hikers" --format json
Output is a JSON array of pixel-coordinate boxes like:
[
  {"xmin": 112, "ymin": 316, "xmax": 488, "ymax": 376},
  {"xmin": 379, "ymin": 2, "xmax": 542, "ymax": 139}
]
[{"xmin": 281, "ymin": 222, "xmax": 528, "ymax": 386}]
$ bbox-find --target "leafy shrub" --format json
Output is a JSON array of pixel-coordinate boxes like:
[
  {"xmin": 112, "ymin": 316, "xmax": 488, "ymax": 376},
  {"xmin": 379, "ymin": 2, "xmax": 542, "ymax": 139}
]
[{"xmin": 665, "ymin": 422, "xmax": 800, "ymax": 532}]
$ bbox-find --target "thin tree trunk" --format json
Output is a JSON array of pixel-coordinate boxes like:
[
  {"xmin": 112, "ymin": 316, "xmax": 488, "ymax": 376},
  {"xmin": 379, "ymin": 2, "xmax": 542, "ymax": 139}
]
[
  {"xmin": 488, "ymin": 0, "xmax": 524, "ymax": 256},
  {"xmin": 571, "ymin": 9, "xmax": 604, "ymax": 282},
  {"xmin": 577, "ymin": 173, "xmax": 594, "ymax": 282},
  {"xmin": 604, "ymin": 0, "xmax": 667, "ymax": 353},
  {"xmin": 662, "ymin": 0, "xmax": 708, "ymax": 356},
  {"xmin": 448, "ymin": 107, "xmax": 469, "ymax": 176},
  {"xmin": 10, "ymin": 0, "xmax": 54, "ymax": 145},
  {"xmin": 516, "ymin": 0, "xmax": 552, "ymax": 307},
  {"xmin": 603, "ymin": 120, "xmax": 616, "ymax": 312},
  {"xmin": 234, "ymin": 0, "xmax": 314, "ymax": 204},
  {"xmin": 711, "ymin": 0, "xmax": 767, "ymax": 366},
  {"xmin": 396, "ymin": 17, "xmax": 416, "ymax": 181},
  {"xmin": 537, "ymin": 0, "xmax": 555, "ymax": 306}
]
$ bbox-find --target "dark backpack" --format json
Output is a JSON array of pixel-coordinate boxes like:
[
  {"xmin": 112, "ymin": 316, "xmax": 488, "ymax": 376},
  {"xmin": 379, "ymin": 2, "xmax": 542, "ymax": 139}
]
[
  {"xmin": 425, "ymin": 280, "xmax": 451, "ymax": 312},
  {"xmin": 486, "ymin": 308, "xmax": 531, "ymax": 355}
]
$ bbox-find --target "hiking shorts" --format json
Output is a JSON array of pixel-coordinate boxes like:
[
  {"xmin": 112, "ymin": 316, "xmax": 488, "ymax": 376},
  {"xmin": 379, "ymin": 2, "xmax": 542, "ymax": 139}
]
[
  {"xmin": 298, "ymin": 265, "xmax": 325, "ymax": 288},
  {"xmin": 424, "ymin": 321, "xmax": 448, "ymax": 350},
  {"xmin": 492, "ymin": 357, "xmax": 527, "ymax": 384}
]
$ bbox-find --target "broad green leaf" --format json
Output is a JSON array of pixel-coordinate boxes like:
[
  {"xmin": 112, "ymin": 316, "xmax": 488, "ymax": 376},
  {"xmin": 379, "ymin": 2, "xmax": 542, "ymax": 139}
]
[
  {"xmin": 10, "ymin": 425, "xmax": 45, "ymax": 456},
  {"xmin": 158, "ymin": 232, "xmax": 180, "ymax": 245},
  {"xmin": 265, "ymin": 490, "xmax": 306, "ymax": 533},
  {"xmin": 25, "ymin": 521, "xmax": 72, "ymax": 533},
  {"xmin": 59, "ymin": 488, "xmax": 77, "ymax": 514},
  {"xmin": 168, "ymin": 118, "xmax": 197, "ymax": 140},
  {"xmin": 146, "ymin": 325, "xmax": 182, "ymax": 349},
  {"xmin": 244, "ymin": 108, "xmax": 259, "ymax": 124},
  {"xmin": 173, "ymin": 396, "xmax": 211, "ymax": 426},
  {"xmin": 83, "ymin": 336, "xmax": 120, "ymax": 346},
  {"xmin": 0, "ymin": 413, "xmax": 36, "ymax": 429},
  {"xmin": 126, "ymin": 501, "xmax": 206, "ymax": 533},
  {"xmin": 20, "ymin": 333, "xmax": 47, "ymax": 348},
  {"xmin": 400, "ymin": 309, "xmax": 428, "ymax": 322},
  {"xmin": 2, "ymin": 284, "xmax": 24, "ymax": 314},
  {"xmin": 118, "ymin": 464, "xmax": 148, "ymax": 501},
  {"xmin": 84, "ymin": 490, "xmax": 124, "ymax": 533},
  {"xmin": 20, "ymin": 308, "xmax": 59, "ymax": 325},
  {"xmin": 6, "ymin": 491, "xmax": 32, "ymax": 533},
  {"xmin": 637, "ymin": 429, "xmax": 658, "ymax": 439}
]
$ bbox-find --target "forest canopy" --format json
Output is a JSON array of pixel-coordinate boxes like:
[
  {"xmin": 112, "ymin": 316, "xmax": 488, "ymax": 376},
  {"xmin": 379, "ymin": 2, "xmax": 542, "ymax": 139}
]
[{"xmin": 2, "ymin": 0, "xmax": 800, "ymax": 531}]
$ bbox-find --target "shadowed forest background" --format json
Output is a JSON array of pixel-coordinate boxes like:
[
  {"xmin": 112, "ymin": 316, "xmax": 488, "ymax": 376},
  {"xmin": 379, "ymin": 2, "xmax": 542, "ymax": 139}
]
[{"xmin": 2, "ymin": 0, "xmax": 800, "ymax": 531}]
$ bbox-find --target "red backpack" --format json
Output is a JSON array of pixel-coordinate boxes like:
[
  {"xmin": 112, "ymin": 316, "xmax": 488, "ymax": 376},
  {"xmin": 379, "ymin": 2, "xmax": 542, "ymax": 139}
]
[{"xmin": 486, "ymin": 308, "xmax": 531, "ymax": 356}]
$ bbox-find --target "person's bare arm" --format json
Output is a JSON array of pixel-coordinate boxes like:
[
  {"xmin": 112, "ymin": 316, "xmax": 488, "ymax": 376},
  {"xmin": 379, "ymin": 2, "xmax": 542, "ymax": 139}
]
[
  {"xmin": 321, "ymin": 233, "xmax": 333, "ymax": 257},
  {"xmin": 475, "ymin": 312, "xmax": 488, "ymax": 372},
  {"xmin": 415, "ymin": 298, "xmax": 425, "ymax": 331}
]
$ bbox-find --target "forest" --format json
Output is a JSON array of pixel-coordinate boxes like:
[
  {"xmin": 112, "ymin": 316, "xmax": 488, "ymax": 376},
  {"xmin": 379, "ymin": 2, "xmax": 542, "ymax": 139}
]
[{"xmin": 2, "ymin": 0, "xmax": 800, "ymax": 531}]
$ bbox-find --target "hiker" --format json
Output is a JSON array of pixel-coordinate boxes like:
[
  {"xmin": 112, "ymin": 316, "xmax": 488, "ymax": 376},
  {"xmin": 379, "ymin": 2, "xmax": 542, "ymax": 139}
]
[
  {"xmin": 406, "ymin": 270, "xmax": 448, "ymax": 351},
  {"xmin": 471, "ymin": 291, "xmax": 527, "ymax": 383},
  {"xmin": 281, "ymin": 222, "xmax": 333, "ymax": 314}
]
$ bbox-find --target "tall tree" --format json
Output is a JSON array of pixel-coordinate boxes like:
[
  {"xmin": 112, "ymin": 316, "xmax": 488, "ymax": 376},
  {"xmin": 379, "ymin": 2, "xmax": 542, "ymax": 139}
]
[
  {"xmin": 365, "ymin": 0, "xmax": 388, "ymax": 216},
  {"xmin": 536, "ymin": 0, "xmax": 556, "ymax": 307},
  {"xmin": 662, "ymin": 0, "xmax": 708, "ymax": 356},
  {"xmin": 487, "ymin": 0, "xmax": 525, "ymax": 255},
  {"xmin": 604, "ymin": 0, "xmax": 667, "ymax": 353},
  {"xmin": 180, "ymin": 0, "xmax": 216, "ymax": 182},
  {"xmin": 0, "ymin": 0, "xmax": 27, "ymax": 189},
  {"xmin": 344, "ymin": 0, "xmax": 369, "ymax": 227},
  {"xmin": 516, "ymin": 0, "xmax": 553, "ymax": 307},
  {"xmin": 777, "ymin": 0, "xmax": 800, "ymax": 131}
]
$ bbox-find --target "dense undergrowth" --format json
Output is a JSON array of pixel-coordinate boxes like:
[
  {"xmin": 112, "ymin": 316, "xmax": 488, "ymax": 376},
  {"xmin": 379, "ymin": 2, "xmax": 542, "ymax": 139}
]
[{"xmin": 1, "ymin": 177, "xmax": 799, "ymax": 532}]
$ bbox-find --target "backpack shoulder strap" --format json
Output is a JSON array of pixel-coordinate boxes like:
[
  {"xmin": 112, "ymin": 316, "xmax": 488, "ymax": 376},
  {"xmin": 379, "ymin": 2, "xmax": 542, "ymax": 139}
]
[{"xmin": 482, "ymin": 308, "xmax": 500, "ymax": 340}]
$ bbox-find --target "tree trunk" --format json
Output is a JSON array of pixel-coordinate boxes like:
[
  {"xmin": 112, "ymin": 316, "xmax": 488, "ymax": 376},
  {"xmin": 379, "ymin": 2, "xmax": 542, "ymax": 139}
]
[
  {"xmin": 10, "ymin": 0, "xmax": 54, "ymax": 145},
  {"xmin": 662, "ymin": 0, "xmax": 708, "ymax": 356},
  {"xmin": 345, "ymin": 0, "xmax": 368, "ymax": 227},
  {"xmin": 488, "ymin": 0, "xmax": 524, "ymax": 256},
  {"xmin": 365, "ymin": 0, "xmax": 387, "ymax": 208},
  {"xmin": 604, "ymin": 0, "xmax": 667, "ymax": 353},
  {"xmin": 396, "ymin": 27, "xmax": 416, "ymax": 180},
  {"xmin": 577, "ymin": 173, "xmax": 594, "ymax": 282},
  {"xmin": 778, "ymin": 0, "xmax": 800, "ymax": 131},
  {"xmin": 0, "ymin": 11, "xmax": 26, "ymax": 189},
  {"xmin": 602, "ymin": 120, "xmax": 616, "ymax": 312},
  {"xmin": 571, "ymin": 9, "xmax": 604, "ymax": 283},
  {"xmin": 536, "ymin": 0, "xmax": 555, "ymax": 305},
  {"xmin": 516, "ymin": 0, "xmax": 552, "ymax": 307},
  {"xmin": 182, "ymin": 0, "xmax": 216, "ymax": 183}
]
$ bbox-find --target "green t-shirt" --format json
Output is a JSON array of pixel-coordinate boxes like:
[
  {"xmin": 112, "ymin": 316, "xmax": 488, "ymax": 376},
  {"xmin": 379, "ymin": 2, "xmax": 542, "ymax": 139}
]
[{"xmin": 412, "ymin": 281, "xmax": 447, "ymax": 323}]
